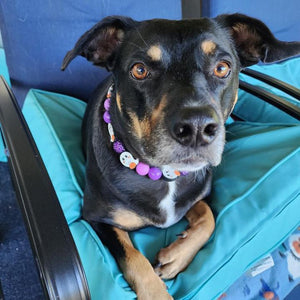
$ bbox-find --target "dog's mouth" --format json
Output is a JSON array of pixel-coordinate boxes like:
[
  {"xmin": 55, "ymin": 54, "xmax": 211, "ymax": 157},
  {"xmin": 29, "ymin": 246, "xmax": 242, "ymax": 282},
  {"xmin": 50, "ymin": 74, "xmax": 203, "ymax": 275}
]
[
  {"xmin": 169, "ymin": 157, "xmax": 211, "ymax": 172},
  {"xmin": 134, "ymin": 131, "xmax": 225, "ymax": 172},
  {"xmin": 165, "ymin": 150, "xmax": 222, "ymax": 172}
]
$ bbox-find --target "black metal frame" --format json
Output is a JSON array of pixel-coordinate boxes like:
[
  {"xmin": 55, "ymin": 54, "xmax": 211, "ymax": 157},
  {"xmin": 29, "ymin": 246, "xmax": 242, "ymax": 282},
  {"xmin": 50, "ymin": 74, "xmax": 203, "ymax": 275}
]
[
  {"xmin": 241, "ymin": 68, "xmax": 300, "ymax": 100},
  {"xmin": 239, "ymin": 68, "xmax": 300, "ymax": 120},
  {"xmin": 0, "ymin": 280, "xmax": 3, "ymax": 300},
  {"xmin": 0, "ymin": 66, "xmax": 299, "ymax": 299},
  {"xmin": 0, "ymin": 76, "xmax": 90, "ymax": 300},
  {"xmin": 182, "ymin": 0, "xmax": 202, "ymax": 19}
]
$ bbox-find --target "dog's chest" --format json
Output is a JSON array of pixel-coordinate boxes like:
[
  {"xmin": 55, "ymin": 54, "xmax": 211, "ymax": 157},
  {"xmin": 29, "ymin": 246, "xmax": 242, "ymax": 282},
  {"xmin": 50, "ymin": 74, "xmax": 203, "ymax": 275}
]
[
  {"xmin": 155, "ymin": 177, "xmax": 208, "ymax": 228},
  {"xmin": 158, "ymin": 181, "xmax": 178, "ymax": 228}
]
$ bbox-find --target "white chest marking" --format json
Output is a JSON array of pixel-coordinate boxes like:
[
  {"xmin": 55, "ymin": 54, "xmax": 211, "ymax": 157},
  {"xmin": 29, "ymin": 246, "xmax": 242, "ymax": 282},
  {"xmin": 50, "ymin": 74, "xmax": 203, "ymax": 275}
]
[{"xmin": 159, "ymin": 181, "xmax": 178, "ymax": 228}]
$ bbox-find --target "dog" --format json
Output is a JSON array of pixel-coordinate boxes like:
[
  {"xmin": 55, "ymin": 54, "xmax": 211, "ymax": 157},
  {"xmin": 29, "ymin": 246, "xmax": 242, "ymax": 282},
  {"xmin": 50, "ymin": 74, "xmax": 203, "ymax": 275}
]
[{"xmin": 62, "ymin": 14, "xmax": 300, "ymax": 299}]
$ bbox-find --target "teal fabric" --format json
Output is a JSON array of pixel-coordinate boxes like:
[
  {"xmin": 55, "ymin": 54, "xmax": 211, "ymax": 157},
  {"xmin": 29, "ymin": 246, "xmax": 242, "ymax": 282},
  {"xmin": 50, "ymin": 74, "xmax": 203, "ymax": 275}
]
[
  {"xmin": 0, "ymin": 124, "xmax": 7, "ymax": 162},
  {"xmin": 22, "ymin": 67, "xmax": 300, "ymax": 299},
  {"xmin": 0, "ymin": 48, "xmax": 10, "ymax": 162},
  {"xmin": 0, "ymin": 48, "xmax": 10, "ymax": 86},
  {"xmin": 22, "ymin": 89, "xmax": 85, "ymax": 224},
  {"xmin": 236, "ymin": 57, "xmax": 300, "ymax": 124}
]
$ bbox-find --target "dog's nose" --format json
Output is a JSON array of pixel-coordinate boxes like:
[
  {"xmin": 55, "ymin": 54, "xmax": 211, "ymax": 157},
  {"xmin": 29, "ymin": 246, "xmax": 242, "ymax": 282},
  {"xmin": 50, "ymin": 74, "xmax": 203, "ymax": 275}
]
[{"xmin": 171, "ymin": 107, "xmax": 220, "ymax": 147}]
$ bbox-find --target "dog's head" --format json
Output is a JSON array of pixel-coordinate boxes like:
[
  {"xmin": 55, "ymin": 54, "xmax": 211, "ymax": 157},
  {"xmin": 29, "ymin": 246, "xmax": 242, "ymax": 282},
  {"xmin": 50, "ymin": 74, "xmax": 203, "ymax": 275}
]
[{"xmin": 62, "ymin": 14, "xmax": 300, "ymax": 172}]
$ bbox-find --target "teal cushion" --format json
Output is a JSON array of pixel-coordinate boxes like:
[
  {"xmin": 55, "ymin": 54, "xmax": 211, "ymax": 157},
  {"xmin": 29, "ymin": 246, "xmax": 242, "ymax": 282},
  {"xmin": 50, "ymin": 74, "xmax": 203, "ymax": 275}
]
[
  {"xmin": 22, "ymin": 89, "xmax": 85, "ymax": 224},
  {"xmin": 22, "ymin": 82, "xmax": 300, "ymax": 299},
  {"xmin": 0, "ymin": 48, "xmax": 10, "ymax": 162},
  {"xmin": 0, "ymin": 48, "xmax": 10, "ymax": 86},
  {"xmin": 235, "ymin": 56, "xmax": 300, "ymax": 124},
  {"xmin": 0, "ymin": 123, "xmax": 7, "ymax": 162}
]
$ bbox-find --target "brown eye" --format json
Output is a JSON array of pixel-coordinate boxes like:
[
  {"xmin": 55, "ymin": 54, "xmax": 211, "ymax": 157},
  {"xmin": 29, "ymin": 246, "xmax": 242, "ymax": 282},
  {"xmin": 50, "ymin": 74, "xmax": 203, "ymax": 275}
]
[
  {"xmin": 131, "ymin": 63, "xmax": 149, "ymax": 80},
  {"xmin": 214, "ymin": 61, "xmax": 231, "ymax": 78}
]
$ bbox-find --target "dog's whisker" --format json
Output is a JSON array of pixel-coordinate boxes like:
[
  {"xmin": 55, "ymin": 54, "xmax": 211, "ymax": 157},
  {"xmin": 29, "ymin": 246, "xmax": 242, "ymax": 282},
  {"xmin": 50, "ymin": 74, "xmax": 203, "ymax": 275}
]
[
  {"xmin": 135, "ymin": 27, "xmax": 149, "ymax": 48},
  {"xmin": 126, "ymin": 41, "xmax": 144, "ymax": 51}
]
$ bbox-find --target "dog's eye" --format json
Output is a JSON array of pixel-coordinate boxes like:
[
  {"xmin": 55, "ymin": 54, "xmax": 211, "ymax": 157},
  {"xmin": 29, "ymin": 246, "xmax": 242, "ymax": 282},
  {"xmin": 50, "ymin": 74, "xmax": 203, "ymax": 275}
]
[
  {"xmin": 214, "ymin": 61, "xmax": 231, "ymax": 78},
  {"xmin": 131, "ymin": 63, "xmax": 149, "ymax": 80}
]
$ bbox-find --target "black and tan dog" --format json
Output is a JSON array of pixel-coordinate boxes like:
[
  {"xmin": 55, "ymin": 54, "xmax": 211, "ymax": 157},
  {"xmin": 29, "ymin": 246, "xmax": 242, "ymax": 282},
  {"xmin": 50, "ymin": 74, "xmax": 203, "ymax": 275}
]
[{"xmin": 62, "ymin": 14, "xmax": 300, "ymax": 299}]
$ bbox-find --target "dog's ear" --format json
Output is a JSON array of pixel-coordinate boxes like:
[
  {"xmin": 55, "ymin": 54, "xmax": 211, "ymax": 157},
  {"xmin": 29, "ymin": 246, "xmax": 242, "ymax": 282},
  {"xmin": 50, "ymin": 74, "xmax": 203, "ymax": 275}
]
[
  {"xmin": 61, "ymin": 16, "xmax": 137, "ymax": 71},
  {"xmin": 216, "ymin": 13, "xmax": 300, "ymax": 67}
]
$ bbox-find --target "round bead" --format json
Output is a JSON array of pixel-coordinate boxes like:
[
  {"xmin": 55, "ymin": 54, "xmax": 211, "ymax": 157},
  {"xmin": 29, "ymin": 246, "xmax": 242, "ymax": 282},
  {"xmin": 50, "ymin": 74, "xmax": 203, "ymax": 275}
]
[
  {"xmin": 148, "ymin": 167, "xmax": 162, "ymax": 180},
  {"xmin": 104, "ymin": 98, "xmax": 111, "ymax": 111},
  {"xmin": 136, "ymin": 162, "xmax": 150, "ymax": 176},
  {"xmin": 103, "ymin": 111, "xmax": 111, "ymax": 123},
  {"xmin": 113, "ymin": 141, "xmax": 125, "ymax": 153},
  {"xmin": 181, "ymin": 171, "xmax": 189, "ymax": 176}
]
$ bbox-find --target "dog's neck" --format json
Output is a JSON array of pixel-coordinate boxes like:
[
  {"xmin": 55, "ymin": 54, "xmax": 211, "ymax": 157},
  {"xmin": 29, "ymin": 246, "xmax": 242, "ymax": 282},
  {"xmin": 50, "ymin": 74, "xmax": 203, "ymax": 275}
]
[{"xmin": 102, "ymin": 85, "xmax": 188, "ymax": 182}]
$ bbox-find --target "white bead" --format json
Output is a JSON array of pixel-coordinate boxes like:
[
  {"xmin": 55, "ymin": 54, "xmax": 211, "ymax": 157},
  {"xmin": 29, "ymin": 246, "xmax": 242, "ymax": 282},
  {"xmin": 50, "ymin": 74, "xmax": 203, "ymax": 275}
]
[
  {"xmin": 120, "ymin": 151, "xmax": 139, "ymax": 169},
  {"xmin": 108, "ymin": 123, "xmax": 115, "ymax": 142},
  {"xmin": 162, "ymin": 165, "xmax": 179, "ymax": 180}
]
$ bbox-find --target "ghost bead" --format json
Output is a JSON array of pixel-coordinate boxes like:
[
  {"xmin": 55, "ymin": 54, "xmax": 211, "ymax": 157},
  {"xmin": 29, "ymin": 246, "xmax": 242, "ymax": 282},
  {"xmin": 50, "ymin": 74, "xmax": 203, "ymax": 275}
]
[
  {"xmin": 120, "ymin": 152, "xmax": 139, "ymax": 169},
  {"xmin": 162, "ymin": 165, "xmax": 181, "ymax": 180}
]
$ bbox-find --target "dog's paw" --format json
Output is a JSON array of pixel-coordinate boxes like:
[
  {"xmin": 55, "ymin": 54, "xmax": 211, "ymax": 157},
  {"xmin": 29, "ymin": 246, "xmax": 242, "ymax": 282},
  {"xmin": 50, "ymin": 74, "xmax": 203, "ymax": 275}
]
[{"xmin": 153, "ymin": 237, "xmax": 197, "ymax": 279}]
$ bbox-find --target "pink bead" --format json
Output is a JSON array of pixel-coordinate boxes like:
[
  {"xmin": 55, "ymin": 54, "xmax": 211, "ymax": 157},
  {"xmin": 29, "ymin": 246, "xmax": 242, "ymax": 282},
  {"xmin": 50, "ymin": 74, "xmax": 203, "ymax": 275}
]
[
  {"xmin": 103, "ymin": 111, "xmax": 111, "ymax": 123},
  {"xmin": 136, "ymin": 162, "xmax": 150, "ymax": 176},
  {"xmin": 148, "ymin": 167, "xmax": 162, "ymax": 180},
  {"xmin": 104, "ymin": 98, "xmax": 111, "ymax": 111}
]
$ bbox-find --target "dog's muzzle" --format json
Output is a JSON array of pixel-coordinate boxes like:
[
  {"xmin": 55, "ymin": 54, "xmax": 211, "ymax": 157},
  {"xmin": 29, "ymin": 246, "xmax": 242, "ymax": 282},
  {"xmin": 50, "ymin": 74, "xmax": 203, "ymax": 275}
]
[{"xmin": 169, "ymin": 106, "xmax": 220, "ymax": 148}]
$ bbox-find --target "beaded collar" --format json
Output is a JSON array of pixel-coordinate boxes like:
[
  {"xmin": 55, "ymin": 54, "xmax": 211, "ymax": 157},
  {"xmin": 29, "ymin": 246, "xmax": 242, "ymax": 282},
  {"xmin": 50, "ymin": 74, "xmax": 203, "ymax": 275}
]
[{"xmin": 102, "ymin": 85, "xmax": 187, "ymax": 181}]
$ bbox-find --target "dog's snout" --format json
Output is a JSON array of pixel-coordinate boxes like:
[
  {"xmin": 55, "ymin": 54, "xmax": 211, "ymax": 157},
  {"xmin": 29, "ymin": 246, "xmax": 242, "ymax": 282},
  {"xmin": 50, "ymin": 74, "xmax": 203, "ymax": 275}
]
[{"xmin": 171, "ymin": 107, "xmax": 220, "ymax": 147}]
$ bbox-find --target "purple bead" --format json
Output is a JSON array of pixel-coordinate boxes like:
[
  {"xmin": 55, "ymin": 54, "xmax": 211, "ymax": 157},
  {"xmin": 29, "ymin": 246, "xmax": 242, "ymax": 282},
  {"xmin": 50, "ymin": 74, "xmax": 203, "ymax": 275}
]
[
  {"xmin": 136, "ymin": 162, "xmax": 150, "ymax": 176},
  {"xmin": 181, "ymin": 171, "xmax": 189, "ymax": 176},
  {"xmin": 148, "ymin": 167, "xmax": 162, "ymax": 180},
  {"xmin": 113, "ymin": 141, "xmax": 125, "ymax": 153},
  {"xmin": 103, "ymin": 111, "xmax": 111, "ymax": 123},
  {"xmin": 104, "ymin": 98, "xmax": 111, "ymax": 111}
]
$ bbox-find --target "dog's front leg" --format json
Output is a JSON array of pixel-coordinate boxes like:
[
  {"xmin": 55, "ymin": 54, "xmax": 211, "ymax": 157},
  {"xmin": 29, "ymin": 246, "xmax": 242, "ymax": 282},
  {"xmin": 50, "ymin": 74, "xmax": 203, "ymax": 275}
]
[
  {"xmin": 91, "ymin": 222, "xmax": 173, "ymax": 300},
  {"xmin": 154, "ymin": 201, "xmax": 215, "ymax": 279}
]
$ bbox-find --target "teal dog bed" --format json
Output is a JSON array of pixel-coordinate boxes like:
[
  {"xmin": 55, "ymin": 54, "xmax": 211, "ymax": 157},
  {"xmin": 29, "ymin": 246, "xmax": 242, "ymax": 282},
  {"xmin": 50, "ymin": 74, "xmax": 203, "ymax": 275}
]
[{"xmin": 22, "ymin": 58, "xmax": 300, "ymax": 299}]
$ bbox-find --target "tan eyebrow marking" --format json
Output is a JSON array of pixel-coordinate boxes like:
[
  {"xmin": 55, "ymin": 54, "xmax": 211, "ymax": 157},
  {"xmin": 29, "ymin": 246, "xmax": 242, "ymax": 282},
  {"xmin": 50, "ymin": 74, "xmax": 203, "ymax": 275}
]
[
  {"xmin": 147, "ymin": 45, "xmax": 162, "ymax": 61},
  {"xmin": 201, "ymin": 40, "xmax": 217, "ymax": 55}
]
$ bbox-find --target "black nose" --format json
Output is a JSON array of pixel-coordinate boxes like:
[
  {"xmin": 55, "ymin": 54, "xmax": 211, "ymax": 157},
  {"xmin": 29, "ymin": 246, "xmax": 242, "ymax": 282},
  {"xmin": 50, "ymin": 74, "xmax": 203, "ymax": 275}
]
[{"xmin": 171, "ymin": 107, "xmax": 220, "ymax": 147}]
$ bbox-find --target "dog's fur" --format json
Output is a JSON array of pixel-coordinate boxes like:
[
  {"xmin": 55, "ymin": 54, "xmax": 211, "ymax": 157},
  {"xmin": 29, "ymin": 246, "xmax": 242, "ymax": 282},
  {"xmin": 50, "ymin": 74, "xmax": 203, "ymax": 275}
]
[{"xmin": 62, "ymin": 14, "xmax": 300, "ymax": 299}]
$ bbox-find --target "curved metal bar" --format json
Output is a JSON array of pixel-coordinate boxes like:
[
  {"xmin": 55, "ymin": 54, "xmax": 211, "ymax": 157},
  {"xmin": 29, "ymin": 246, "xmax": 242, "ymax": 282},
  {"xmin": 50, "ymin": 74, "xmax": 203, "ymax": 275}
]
[
  {"xmin": 241, "ymin": 68, "xmax": 300, "ymax": 100},
  {"xmin": 0, "ymin": 76, "xmax": 90, "ymax": 300},
  {"xmin": 239, "ymin": 80, "xmax": 300, "ymax": 121}
]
